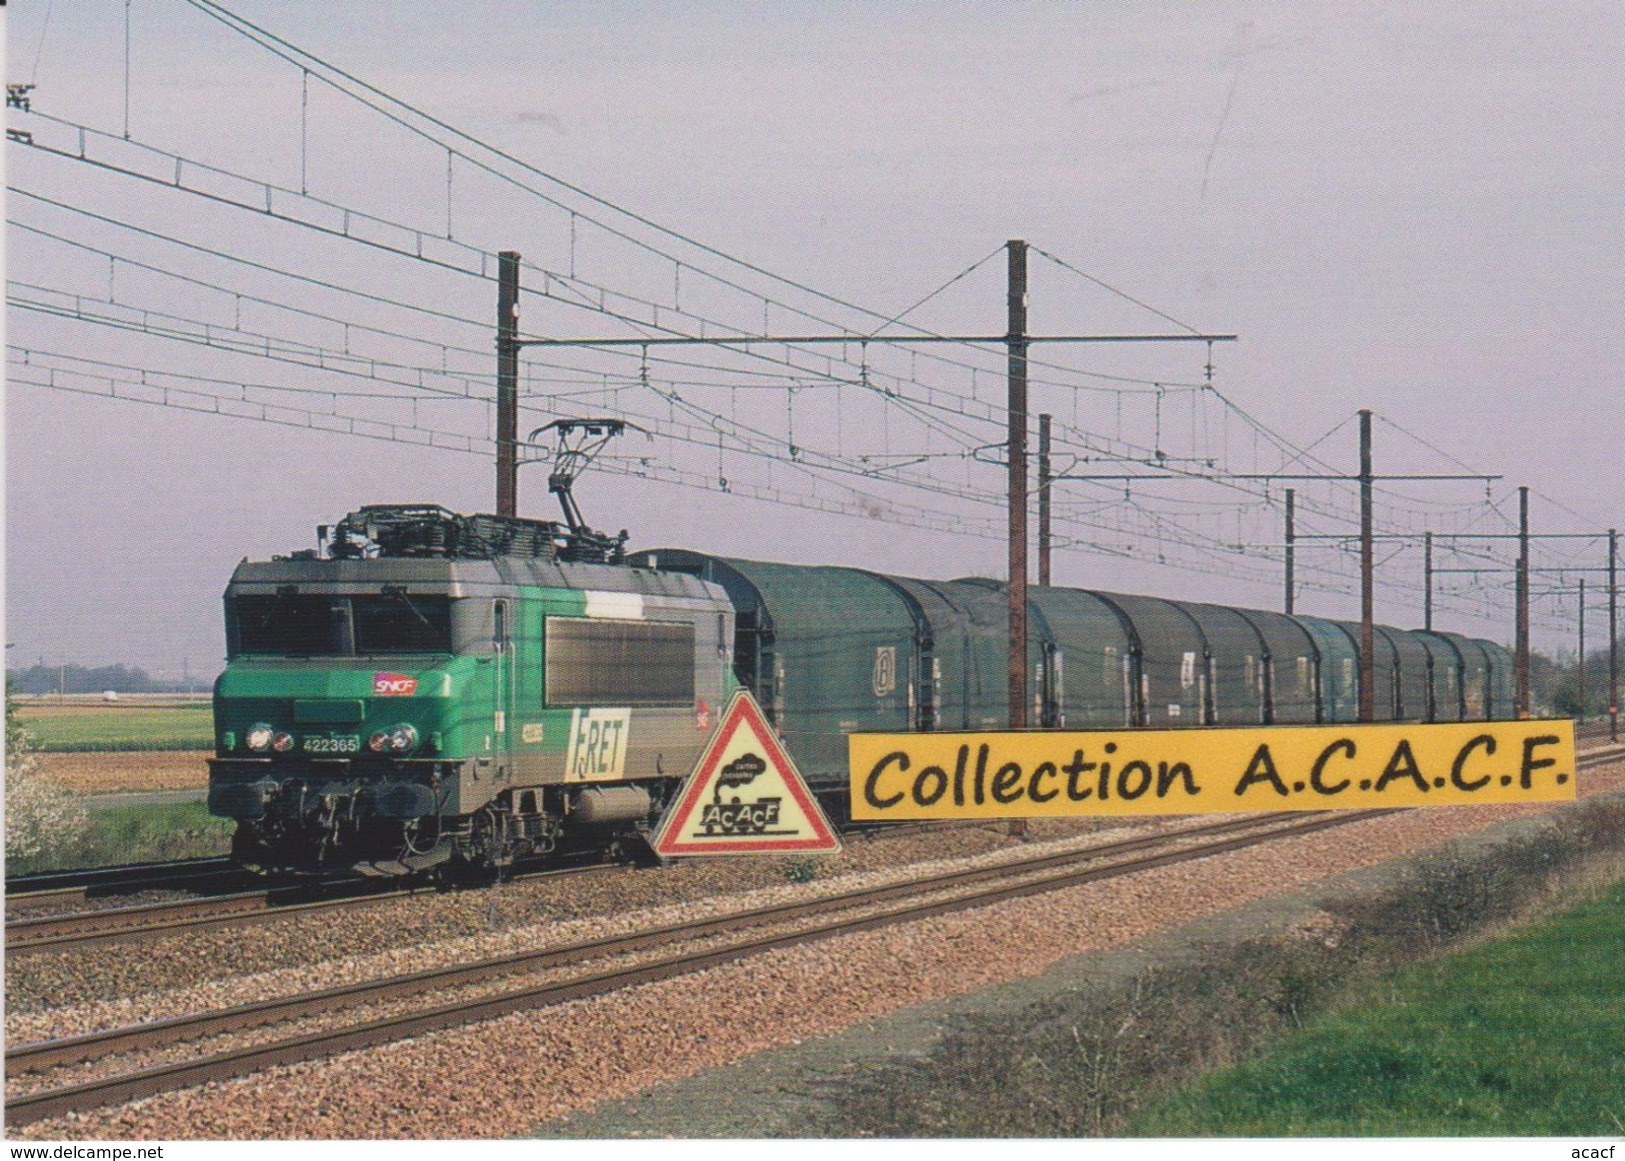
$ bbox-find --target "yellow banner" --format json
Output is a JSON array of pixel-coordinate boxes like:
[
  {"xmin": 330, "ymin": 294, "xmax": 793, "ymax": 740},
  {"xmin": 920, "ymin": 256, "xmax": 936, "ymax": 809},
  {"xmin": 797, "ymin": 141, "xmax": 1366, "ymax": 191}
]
[{"xmin": 849, "ymin": 720, "xmax": 1577, "ymax": 820}]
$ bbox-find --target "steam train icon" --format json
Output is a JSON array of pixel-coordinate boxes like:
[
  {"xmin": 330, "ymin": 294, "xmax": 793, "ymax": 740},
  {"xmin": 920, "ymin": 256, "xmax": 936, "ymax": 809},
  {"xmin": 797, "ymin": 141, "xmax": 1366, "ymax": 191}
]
[{"xmin": 700, "ymin": 752, "xmax": 783, "ymax": 835}]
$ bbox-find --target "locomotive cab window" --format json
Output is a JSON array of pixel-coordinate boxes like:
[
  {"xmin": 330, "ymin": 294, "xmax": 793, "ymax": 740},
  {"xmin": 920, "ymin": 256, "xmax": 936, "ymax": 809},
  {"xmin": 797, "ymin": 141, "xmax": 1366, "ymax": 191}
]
[
  {"xmin": 231, "ymin": 593, "xmax": 452, "ymax": 656},
  {"xmin": 351, "ymin": 594, "xmax": 451, "ymax": 654},
  {"xmin": 234, "ymin": 595, "xmax": 340, "ymax": 656},
  {"xmin": 545, "ymin": 617, "xmax": 694, "ymax": 706}
]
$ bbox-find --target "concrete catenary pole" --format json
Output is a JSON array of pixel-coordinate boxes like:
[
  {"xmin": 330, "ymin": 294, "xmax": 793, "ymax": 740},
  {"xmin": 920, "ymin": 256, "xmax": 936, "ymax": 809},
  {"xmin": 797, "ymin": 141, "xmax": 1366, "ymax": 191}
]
[
  {"xmin": 1610, "ymin": 528, "xmax": 1618, "ymax": 741},
  {"xmin": 1424, "ymin": 530, "xmax": 1433, "ymax": 632},
  {"xmin": 1284, "ymin": 488, "xmax": 1295, "ymax": 615},
  {"xmin": 1515, "ymin": 486, "xmax": 1530, "ymax": 718},
  {"xmin": 1038, "ymin": 413, "xmax": 1052, "ymax": 588},
  {"xmin": 1007, "ymin": 240, "xmax": 1029, "ymax": 731},
  {"xmin": 496, "ymin": 250, "xmax": 521, "ymax": 517},
  {"xmin": 1359, "ymin": 409, "xmax": 1374, "ymax": 723},
  {"xmin": 1578, "ymin": 578, "xmax": 1586, "ymax": 721}
]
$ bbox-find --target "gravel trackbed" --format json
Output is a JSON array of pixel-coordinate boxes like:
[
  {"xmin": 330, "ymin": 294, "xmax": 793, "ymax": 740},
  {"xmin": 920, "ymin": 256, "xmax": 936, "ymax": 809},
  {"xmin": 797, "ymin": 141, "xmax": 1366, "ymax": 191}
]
[{"xmin": 11, "ymin": 760, "xmax": 1622, "ymax": 1140}]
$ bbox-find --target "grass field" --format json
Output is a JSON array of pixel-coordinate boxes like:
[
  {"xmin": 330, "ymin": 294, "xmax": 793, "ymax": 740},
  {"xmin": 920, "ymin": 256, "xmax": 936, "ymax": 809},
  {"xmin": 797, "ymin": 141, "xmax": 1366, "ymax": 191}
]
[
  {"xmin": 14, "ymin": 699, "xmax": 213, "ymax": 752},
  {"xmin": 79, "ymin": 800, "xmax": 234, "ymax": 869},
  {"xmin": 6, "ymin": 799, "xmax": 233, "ymax": 876},
  {"xmin": 1130, "ymin": 878, "xmax": 1625, "ymax": 1137}
]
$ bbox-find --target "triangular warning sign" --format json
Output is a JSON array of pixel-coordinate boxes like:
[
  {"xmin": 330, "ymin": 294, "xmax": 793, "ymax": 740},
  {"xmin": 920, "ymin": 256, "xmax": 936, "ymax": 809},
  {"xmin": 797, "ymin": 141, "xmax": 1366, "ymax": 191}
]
[{"xmin": 651, "ymin": 690, "xmax": 840, "ymax": 857}]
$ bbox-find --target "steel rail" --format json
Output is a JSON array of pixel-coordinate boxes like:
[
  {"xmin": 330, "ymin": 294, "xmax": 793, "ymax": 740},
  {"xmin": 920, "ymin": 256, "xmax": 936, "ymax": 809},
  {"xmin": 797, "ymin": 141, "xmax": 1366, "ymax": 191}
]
[
  {"xmin": 5, "ymin": 808, "xmax": 1316, "ymax": 1073},
  {"xmin": 5, "ymin": 857, "xmax": 238, "ymax": 900},
  {"xmin": 5, "ymin": 808, "xmax": 1391, "ymax": 1126},
  {"xmin": 1577, "ymin": 740, "xmax": 1625, "ymax": 763},
  {"xmin": 2, "ymin": 886, "xmax": 410, "ymax": 956},
  {"xmin": 3, "ymin": 854, "xmax": 620, "ymax": 957}
]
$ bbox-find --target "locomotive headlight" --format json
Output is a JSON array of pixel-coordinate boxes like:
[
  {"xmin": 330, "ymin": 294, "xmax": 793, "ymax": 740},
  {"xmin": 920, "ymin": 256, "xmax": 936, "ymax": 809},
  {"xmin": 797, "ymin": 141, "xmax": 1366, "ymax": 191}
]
[
  {"xmin": 387, "ymin": 723, "xmax": 419, "ymax": 754},
  {"xmin": 245, "ymin": 723, "xmax": 275, "ymax": 752},
  {"xmin": 368, "ymin": 731, "xmax": 390, "ymax": 753},
  {"xmin": 271, "ymin": 731, "xmax": 296, "ymax": 753}
]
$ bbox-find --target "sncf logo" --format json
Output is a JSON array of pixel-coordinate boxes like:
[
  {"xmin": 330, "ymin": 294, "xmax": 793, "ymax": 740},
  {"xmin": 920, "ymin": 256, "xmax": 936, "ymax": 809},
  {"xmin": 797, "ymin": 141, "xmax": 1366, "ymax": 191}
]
[{"xmin": 373, "ymin": 672, "xmax": 418, "ymax": 696}]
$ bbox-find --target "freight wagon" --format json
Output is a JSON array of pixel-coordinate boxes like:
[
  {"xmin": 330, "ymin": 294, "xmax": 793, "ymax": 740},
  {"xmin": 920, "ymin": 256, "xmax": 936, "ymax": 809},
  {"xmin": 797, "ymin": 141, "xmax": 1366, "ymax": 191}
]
[{"xmin": 625, "ymin": 551, "xmax": 1515, "ymax": 820}]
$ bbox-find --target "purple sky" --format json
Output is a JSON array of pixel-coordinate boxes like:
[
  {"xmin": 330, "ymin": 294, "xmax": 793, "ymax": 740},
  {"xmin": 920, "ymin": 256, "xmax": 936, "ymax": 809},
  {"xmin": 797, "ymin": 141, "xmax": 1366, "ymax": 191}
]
[{"xmin": 6, "ymin": 2, "xmax": 1622, "ymax": 675}]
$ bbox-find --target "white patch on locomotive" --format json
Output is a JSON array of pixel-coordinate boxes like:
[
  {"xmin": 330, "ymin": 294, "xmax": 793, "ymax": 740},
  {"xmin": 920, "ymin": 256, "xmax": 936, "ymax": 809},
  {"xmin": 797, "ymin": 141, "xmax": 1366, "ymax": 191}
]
[
  {"xmin": 566, "ymin": 708, "xmax": 631, "ymax": 781},
  {"xmin": 583, "ymin": 591, "xmax": 644, "ymax": 620}
]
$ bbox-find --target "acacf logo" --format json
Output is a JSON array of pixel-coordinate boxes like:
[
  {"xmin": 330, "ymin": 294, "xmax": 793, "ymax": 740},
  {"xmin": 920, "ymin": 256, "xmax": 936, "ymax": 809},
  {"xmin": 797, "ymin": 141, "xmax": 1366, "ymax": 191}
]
[{"xmin": 373, "ymin": 672, "xmax": 418, "ymax": 697}]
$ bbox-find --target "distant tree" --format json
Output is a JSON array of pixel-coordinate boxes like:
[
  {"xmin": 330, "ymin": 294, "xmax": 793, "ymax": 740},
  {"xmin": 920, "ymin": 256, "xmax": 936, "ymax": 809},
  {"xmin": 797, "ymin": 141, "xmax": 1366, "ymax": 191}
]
[
  {"xmin": 1529, "ymin": 651, "xmax": 1560, "ymax": 716},
  {"xmin": 1549, "ymin": 673, "xmax": 1582, "ymax": 717},
  {"xmin": 1533, "ymin": 636, "xmax": 1625, "ymax": 719},
  {"xmin": 5, "ymin": 662, "xmax": 204, "ymax": 695}
]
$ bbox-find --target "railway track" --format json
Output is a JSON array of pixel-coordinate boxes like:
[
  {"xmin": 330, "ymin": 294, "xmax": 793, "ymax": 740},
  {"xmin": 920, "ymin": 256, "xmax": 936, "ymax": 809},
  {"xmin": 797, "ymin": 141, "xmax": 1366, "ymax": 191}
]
[
  {"xmin": 0, "ymin": 805, "xmax": 1463, "ymax": 1127},
  {"xmin": 4, "ymin": 857, "xmax": 247, "ymax": 914},
  {"xmin": 2, "ymin": 850, "xmax": 627, "ymax": 958},
  {"xmin": 9, "ymin": 739, "xmax": 1623, "ymax": 1127},
  {"xmin": 1575, "ymin": 739, "xmax": 1625, "ymax": 766},
  {"xmin": 5, "ymin": 808, "xmax": 1327, "ymax": 1068},
  {"xmin": 11, "ymin": 738, "xmax": 1625, "ymax": 957},
  {"xmin": 4, "ymin": 883, "xmax": 421, "ymax": 958}
]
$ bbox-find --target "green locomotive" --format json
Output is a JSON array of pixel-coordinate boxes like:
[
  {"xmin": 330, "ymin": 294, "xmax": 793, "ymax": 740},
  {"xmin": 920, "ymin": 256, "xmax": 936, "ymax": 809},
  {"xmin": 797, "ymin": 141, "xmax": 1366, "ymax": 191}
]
[{"xmin": 209, "ymin": 504, "xmax": 737, "ymax": 875}]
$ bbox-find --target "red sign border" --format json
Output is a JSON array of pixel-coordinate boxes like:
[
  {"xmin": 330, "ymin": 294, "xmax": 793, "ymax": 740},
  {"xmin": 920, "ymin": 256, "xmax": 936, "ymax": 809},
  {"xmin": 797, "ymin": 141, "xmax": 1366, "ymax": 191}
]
[{"xmin": 652, "ymin": 690, "xmax": 840, "ymax": 856}]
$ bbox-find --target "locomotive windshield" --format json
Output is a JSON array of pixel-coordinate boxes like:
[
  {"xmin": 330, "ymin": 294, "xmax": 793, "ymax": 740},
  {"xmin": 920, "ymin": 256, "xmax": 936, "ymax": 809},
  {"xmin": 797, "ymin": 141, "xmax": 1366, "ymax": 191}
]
[
  {"xmin": 233, "ymin": 593, "xmax": 452, "ymax": 657},
  {"xmin": 352, "ymin": 594, "xmax": 452, "ymax": 653}
]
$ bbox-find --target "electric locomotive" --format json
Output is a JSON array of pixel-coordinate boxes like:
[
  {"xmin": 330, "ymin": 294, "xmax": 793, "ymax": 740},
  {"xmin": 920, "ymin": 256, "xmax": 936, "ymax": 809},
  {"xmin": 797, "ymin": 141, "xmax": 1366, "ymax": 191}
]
[{"xmin": 208, "ymin": 503, "xmax": 736, "ymax": 875}]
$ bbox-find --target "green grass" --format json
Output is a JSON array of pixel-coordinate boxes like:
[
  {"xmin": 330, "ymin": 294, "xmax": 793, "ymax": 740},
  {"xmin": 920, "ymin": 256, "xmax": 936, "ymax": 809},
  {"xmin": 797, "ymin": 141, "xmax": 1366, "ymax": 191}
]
[
  {"xmin": 1131, "ymin": 880, "xmax": 1625, "ymax": 1137},
  {"xmin": 15, "ymin": 703, "xmax": 213, "ymax": 752},
  {"xmin": 79, "ymin": 799, "xmax": 233, "ymax": 867},
  {"xmin": 8, "ymin": 800, "xmax": 232, "ymax": 876}
]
